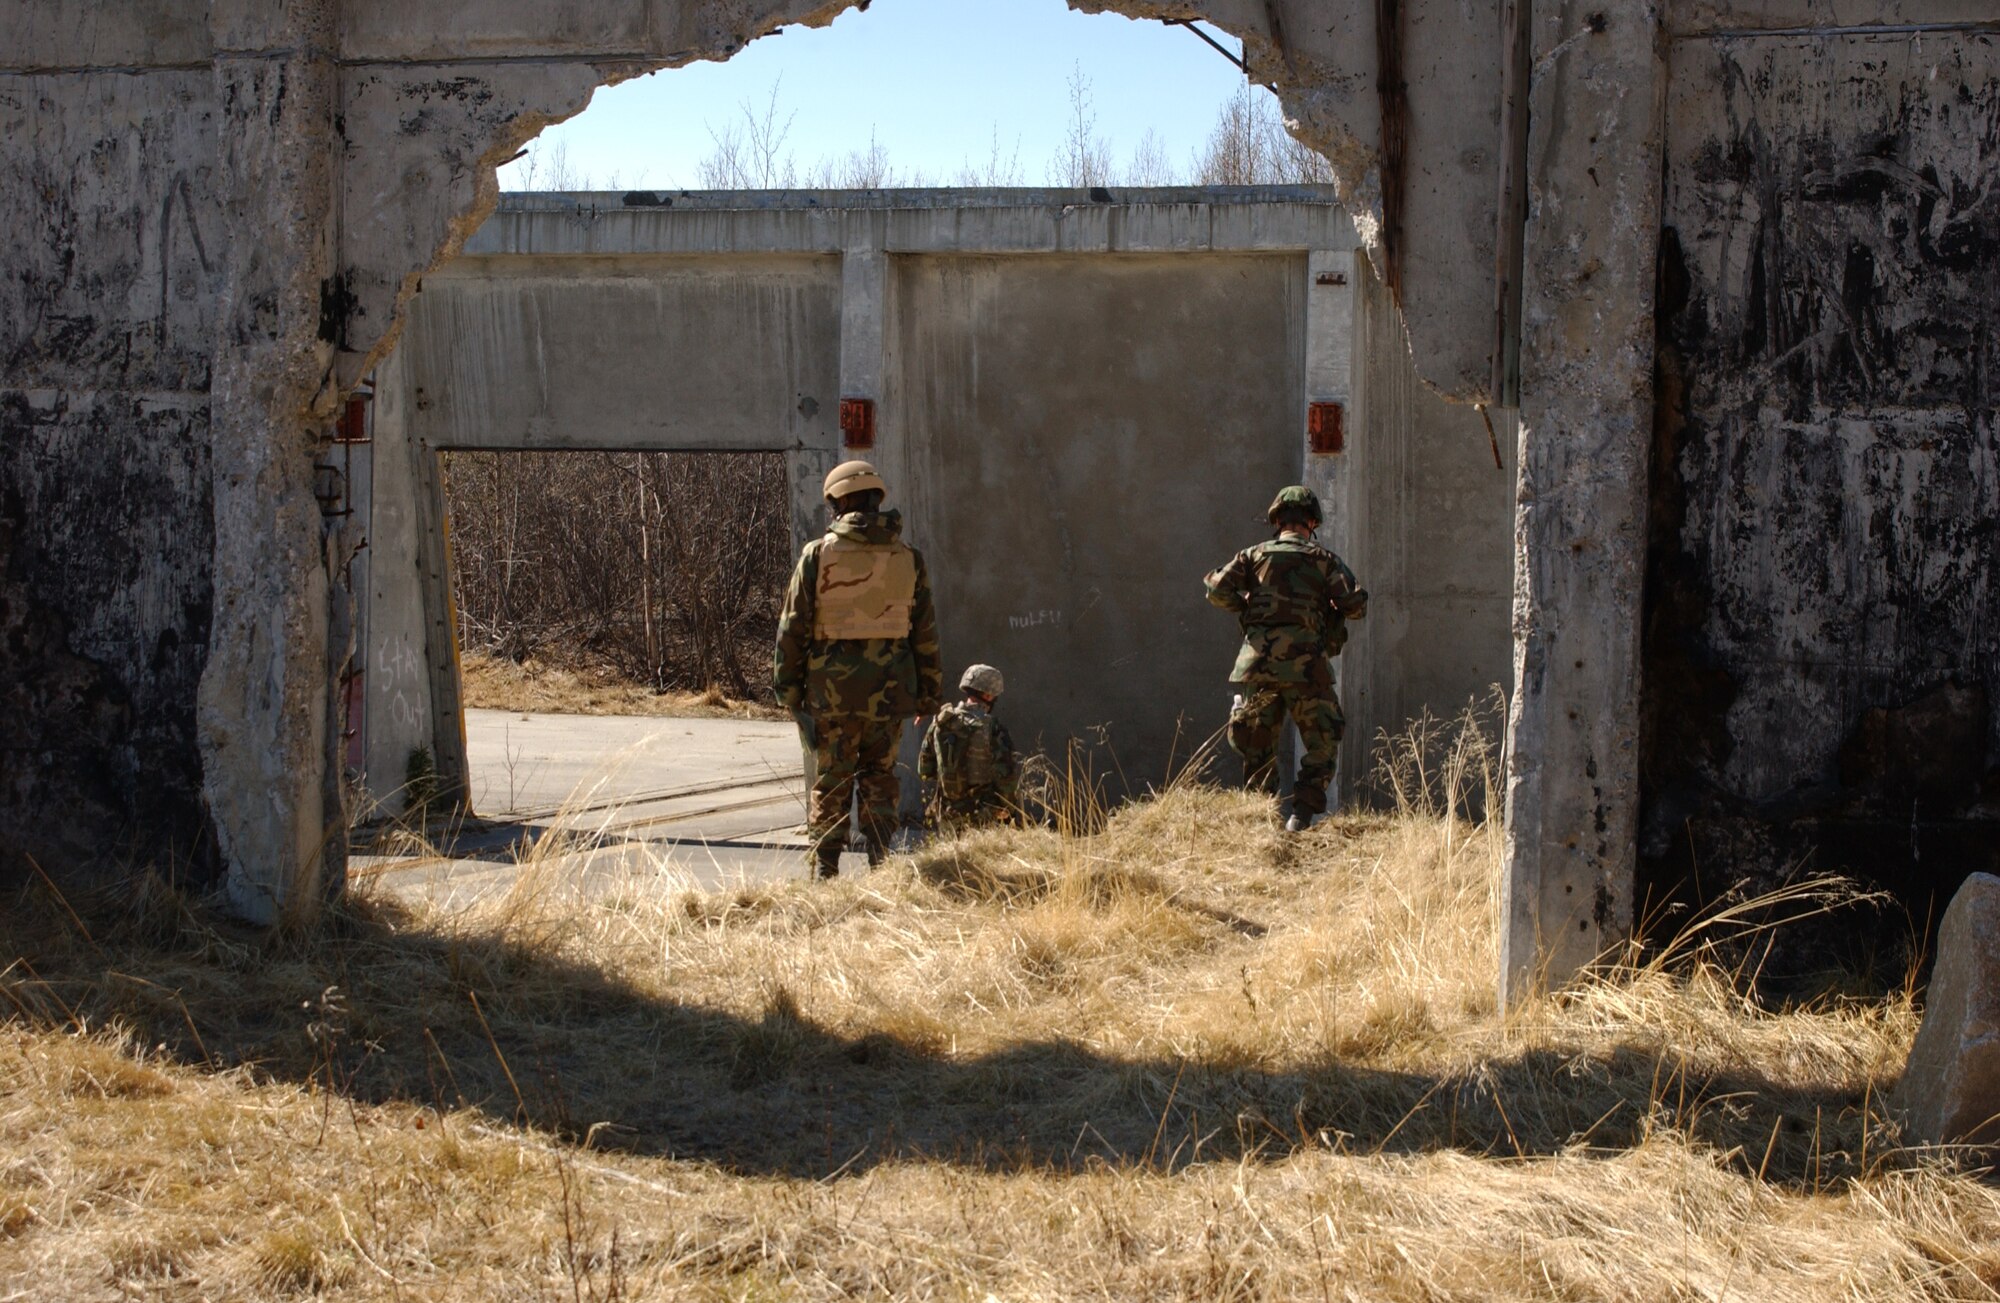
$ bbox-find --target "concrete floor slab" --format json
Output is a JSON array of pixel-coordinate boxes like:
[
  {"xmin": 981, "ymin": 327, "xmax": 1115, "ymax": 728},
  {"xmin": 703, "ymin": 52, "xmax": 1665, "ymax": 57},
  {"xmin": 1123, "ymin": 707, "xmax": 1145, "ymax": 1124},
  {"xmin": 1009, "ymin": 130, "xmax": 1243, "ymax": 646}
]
[{"xmin": 358, "ymin": 709, "xmax": 888, "ymax": 903}]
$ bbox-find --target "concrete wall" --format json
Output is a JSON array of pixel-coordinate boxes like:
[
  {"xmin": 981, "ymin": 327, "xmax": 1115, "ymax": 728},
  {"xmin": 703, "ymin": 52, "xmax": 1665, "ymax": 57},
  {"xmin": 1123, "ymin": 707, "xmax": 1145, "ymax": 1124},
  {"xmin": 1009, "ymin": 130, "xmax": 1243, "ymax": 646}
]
[
  {"xmin": 879, "ymin": 250, "xmax": 1302, "ymax": 792},
  {"xmin": 1642, "ymin": 7, "xmax": 2000, "ymax": 933},
  {"xmin": 363, "ymin": 191, "xmax": 1515, "ymax": 813},
  {"xmin": 398, "ymin": 254, "xmax": 842, "ymax": 453},
  {"xmin": 1344, "ymin": 255, "xmax": 1518, "ymax": 794},
  {"xmin": 0, "ymin": 46, "xmax": 225, "ymax": 886}
]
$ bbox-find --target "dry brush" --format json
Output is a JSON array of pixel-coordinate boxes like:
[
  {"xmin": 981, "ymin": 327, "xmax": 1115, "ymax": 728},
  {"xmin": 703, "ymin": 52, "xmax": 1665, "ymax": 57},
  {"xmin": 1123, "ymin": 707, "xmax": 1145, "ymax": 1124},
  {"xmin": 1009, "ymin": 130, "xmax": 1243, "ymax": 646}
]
[{"xmin": 3, "ymin": 734, "xmax": 1997, "ymax": 1299}]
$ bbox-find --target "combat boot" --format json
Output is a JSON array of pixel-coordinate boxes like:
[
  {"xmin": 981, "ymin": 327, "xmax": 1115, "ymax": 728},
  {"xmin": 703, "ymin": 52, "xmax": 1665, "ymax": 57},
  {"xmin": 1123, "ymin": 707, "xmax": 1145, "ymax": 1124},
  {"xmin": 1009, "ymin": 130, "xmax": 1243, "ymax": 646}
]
[
  {"xmin": 1284, "ymin": 812, "xmax": 1318, "ymax": 834},
  {"xmin": 812, "ymin": 841, "xmax": 842, "ymax": 880}
]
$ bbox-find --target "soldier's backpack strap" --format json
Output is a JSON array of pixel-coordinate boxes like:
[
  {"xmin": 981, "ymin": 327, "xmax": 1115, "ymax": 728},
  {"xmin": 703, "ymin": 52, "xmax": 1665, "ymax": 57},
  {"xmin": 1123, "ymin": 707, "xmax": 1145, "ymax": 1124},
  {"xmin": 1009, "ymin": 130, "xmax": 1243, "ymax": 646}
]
[{"xmin": 932, "ymin": 708, "xmax": 974, "ymax": 801}]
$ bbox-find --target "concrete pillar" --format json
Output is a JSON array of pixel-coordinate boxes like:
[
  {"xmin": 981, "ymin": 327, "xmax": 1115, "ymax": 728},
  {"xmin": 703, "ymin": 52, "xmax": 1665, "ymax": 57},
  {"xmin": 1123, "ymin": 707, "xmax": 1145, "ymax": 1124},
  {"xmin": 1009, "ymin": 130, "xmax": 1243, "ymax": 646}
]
[
  {"xmin": 360, "ymin": 349, "xmax": 435, "ymax": 814},
  {"xmin": 829, "ymin": 234, "xmax": 927, "ymax": 823},
  {"xmin": 1299, "ymin": 249, "xmax": 1360, "ymax": 808},
  {"xmin": 809, "ymin": 240, "xmax": 888, "ymax": 551},
  {"xmin": 787, "ymin": 236, "xmax": 878, "ymax": 796},
  {"xmin": 838, "ymin": 246, "xmax": 887, "ymax": 416},
  {"xmin": 197, "ymin": 0, "xmax": 343, "ymax": 923},
  {"xmin": 1346, "ymin": 254, "xmax": 1401, "ymax": 806},
  {"xmin": 413, "ymin": 439, "xmax": 471, "ymax": 809},
  {"xmin": 1500, "ymin": 0, "xmax": 1665, "ymax": 1005}
]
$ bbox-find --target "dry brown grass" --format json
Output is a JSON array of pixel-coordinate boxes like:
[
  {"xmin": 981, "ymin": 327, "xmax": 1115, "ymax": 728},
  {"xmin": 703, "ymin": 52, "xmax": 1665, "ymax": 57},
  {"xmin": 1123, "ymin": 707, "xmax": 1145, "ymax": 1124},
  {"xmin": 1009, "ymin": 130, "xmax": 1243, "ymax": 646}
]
[
  {"xmin": 5, "ymin": 742, "xmax": 1998, "ymax": 1300},
  {"xmin": 461, "ymin": 650, "xmax": 786, "ymax": 720}
]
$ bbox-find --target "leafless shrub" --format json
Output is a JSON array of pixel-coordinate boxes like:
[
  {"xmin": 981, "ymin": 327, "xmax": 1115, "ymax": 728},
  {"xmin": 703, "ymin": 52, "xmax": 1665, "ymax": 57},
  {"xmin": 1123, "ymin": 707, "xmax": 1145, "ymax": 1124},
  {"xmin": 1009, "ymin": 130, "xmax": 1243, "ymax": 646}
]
[
  {"xmin": 1192, "ymin": 82, "xmax": 1337, "ymax": 185},
  {"xmin": 443, "ymin": 450, "xmax": 791, "ymax": 699}
]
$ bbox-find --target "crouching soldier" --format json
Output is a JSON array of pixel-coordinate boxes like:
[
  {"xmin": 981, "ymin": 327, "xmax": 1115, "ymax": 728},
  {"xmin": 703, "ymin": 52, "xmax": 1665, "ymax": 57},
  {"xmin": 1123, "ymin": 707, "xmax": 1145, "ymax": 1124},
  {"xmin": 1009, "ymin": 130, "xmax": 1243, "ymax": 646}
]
[
  {"xmin": 920, "ymin": 664, "xmax": 1021, "ymax": 829},
  {"xmin": 1204, "ymin": 485, "xmax": 1367, "ymax": 832},
  {"xmin": 774, "ymin": 460, "xmax": 944, "ymax": 878}
]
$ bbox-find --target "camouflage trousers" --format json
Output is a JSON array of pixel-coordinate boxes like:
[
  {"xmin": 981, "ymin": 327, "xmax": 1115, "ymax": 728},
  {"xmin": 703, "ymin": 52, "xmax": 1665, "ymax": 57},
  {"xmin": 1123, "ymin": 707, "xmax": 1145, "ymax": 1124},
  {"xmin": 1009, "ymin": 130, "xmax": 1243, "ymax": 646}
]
[
  {"xmin": 807, "ymin": 714, "xmax": 906, "ymax": 854},
  {"xmin": 1228, "ymin": 682, "xmax": 1344, "ymax": 817}
]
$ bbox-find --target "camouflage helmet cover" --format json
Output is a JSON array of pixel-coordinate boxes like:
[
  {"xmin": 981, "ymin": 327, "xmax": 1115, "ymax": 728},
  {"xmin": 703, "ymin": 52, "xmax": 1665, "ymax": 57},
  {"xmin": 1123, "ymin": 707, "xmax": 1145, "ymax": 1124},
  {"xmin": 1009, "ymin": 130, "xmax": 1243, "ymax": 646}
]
[
  {"xmin": 824, "ymin": 459, "xmax": 888, "ymax": 501},
  {"xmin": 959, "ymin": 663, "xmax": 1005, "ymax": 697},
  {"xmin": 1266, "ymin": 484, "xmax": 1323, "ymax": 524}
]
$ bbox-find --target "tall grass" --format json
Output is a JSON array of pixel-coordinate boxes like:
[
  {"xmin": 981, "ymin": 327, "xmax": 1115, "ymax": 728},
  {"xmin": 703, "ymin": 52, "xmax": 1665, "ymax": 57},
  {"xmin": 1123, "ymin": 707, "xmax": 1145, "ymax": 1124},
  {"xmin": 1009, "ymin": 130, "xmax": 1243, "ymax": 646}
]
[{"xmin": 3, "ymin": 705, "xmax": 1997, "ymax": 1300}]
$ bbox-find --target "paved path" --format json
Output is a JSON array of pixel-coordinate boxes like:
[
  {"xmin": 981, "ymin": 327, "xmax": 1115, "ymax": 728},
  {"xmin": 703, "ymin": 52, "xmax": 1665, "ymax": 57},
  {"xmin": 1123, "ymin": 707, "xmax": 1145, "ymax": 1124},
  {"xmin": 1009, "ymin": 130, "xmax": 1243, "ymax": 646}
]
[{"xmin": 358, "ymin": 710, "xmax": 863, "ymax": 905}]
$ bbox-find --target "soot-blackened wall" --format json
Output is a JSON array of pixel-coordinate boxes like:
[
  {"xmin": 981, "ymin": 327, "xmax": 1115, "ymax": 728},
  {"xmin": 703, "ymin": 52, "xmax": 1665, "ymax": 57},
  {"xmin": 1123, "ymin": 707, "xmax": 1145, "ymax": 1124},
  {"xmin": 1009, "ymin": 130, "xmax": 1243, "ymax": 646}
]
[
  {"xmin": 1646, "ymin": 29, "xmax": 2000, "ymax": 944},
  {"xmin": 1, "ymin": 76, "xmax": 223, "ymax": 887}
]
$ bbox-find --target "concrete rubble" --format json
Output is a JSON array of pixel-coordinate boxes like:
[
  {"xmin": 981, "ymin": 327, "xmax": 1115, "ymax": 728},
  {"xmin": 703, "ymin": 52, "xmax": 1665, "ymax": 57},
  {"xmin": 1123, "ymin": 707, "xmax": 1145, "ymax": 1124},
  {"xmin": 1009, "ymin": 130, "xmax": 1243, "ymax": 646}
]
[{"xmin": 1896, "ymin": 873, "xmax": 2000, "ymax": 1149}]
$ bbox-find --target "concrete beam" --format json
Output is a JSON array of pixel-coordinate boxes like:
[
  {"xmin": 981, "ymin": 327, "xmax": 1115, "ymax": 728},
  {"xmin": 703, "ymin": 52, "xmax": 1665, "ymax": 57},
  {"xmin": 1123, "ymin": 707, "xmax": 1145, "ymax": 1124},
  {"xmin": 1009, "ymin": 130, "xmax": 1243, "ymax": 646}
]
[
  {"xmin": 459, "ymin": 190, "xmax": 1357, "ymax": 259},
  {"xmin": 396, "ymin": 254, "xmax": 843, "ymax": 452},
  {"xmin": 1500, "ymin": 0, "xmax": 1666, "ymax": 1004}
]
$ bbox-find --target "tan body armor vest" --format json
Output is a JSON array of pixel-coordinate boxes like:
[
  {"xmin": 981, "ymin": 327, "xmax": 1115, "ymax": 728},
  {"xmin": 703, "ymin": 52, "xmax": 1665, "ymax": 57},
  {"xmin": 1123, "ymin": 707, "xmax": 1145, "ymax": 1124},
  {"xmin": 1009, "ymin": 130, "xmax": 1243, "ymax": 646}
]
[{"xmin": 813, "ymin": 535, "xmax": 918, "ymax": 639}]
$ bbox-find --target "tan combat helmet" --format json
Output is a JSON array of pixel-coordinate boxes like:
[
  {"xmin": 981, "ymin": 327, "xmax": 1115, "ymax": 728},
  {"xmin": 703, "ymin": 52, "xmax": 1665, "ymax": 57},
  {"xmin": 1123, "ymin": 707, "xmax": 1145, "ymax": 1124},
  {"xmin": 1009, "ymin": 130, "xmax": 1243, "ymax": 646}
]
[
  {"xmin": 960, "ymin": 664, "xmax": 1004, "ymax": 697},
  {"xmin": 823, "ymin": 459, "xmax": 887, "ymax": 502}
]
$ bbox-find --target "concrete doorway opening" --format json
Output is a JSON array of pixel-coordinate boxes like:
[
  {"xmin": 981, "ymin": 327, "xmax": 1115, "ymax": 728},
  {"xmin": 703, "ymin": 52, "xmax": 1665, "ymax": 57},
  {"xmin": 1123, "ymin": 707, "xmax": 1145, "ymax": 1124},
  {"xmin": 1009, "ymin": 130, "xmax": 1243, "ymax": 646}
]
[
  {"xmin": 354, "ymin": 188, "xmax": 1518, "ymax": 853},
  {"xmin": 441, "ymin": 447, "xmax": 798, "ymax": 830},
  {"xmin": 352, "ymin": 446, "xmax": 812, "ymax": 895},
  {"xmin": 444, "ymin": 449, "xmax": 792, "ymax": 710}
]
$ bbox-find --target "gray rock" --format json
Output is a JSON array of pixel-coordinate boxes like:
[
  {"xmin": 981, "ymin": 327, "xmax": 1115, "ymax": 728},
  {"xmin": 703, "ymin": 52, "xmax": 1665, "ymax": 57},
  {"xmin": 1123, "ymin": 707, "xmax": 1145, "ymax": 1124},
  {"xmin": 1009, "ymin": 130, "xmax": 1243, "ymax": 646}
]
[{"xmin": 1897, "ymin": 873, "xmax": 2000, "ymax": 1148}]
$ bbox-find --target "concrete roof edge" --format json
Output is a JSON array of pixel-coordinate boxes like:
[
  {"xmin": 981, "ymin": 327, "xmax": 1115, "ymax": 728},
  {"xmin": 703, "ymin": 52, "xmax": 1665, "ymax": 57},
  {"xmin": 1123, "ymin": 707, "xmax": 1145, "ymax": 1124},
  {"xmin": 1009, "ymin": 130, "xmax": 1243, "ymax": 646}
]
[{"xmin": 496, "ymin": 185, "xmax": 1346, "ymax": 213}]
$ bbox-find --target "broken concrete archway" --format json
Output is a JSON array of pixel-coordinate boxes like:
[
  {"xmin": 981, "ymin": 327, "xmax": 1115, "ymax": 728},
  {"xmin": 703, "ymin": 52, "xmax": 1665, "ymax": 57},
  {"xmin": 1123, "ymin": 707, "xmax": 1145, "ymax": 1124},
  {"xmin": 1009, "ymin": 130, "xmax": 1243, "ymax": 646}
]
[
  {"xmin": 9, "ymin": 0, "xmax": 1710, "ymax": 1005},
  {"xmin": 223, "ymin": 0, "xmax": 1537, "ymax": 917}
]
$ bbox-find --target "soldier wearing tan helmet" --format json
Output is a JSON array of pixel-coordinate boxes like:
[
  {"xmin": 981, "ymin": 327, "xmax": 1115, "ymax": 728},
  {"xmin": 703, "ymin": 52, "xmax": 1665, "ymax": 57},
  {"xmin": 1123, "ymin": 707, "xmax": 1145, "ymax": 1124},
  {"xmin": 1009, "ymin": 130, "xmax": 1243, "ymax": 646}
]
[
  {"xmin": 773, "ymin": 460, "xmax": 944, "ymax": 877},
  {"xmin": 919, "ymin": 663, "xmax": 1021, "ymax": 830},
  {"xmin": 1203, "ymin": 485, "xmax": 1368, "ymax": 832}
]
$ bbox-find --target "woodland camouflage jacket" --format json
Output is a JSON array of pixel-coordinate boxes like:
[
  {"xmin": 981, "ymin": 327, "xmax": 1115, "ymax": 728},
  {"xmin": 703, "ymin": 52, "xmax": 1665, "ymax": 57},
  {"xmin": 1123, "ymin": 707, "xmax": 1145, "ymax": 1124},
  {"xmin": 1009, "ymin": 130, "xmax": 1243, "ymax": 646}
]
[
  {"xmin": 1203, "ymin": 533, "xmax": 1367, "ymax": 686},
  {"xmin": 773, "ymin": 510, "xmax": 944, "ymax": 719}
]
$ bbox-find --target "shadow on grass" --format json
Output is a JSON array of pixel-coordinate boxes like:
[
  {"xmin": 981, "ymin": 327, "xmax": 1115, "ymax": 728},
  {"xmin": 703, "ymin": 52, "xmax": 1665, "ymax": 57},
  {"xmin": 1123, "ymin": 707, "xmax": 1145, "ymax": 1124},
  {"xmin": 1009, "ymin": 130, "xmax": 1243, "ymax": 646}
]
[{"xmin": 0, "ymin": 882, "xmax": 1888, "ymax": 1187}]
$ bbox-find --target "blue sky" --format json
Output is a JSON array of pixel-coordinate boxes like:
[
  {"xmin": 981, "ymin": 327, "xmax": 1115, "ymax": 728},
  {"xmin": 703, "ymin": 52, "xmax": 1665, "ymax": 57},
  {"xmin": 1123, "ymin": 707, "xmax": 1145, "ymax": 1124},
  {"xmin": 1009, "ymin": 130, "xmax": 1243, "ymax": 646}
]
[{"xmin": 498, "ymin": 0, "xmax": 1255, "ymax": 190}]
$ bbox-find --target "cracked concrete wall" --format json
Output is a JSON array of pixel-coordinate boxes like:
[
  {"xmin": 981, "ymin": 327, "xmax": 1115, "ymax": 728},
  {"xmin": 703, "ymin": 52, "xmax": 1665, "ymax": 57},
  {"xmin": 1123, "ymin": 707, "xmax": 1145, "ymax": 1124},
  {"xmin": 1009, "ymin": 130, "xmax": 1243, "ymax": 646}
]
[
  {"xmin": 1, "ymin": 27, "xmax": 225, "ymax": 886},
  {"xmin": 1643, "ymin": 8, "xmax": 2000, "ymax": 957}
]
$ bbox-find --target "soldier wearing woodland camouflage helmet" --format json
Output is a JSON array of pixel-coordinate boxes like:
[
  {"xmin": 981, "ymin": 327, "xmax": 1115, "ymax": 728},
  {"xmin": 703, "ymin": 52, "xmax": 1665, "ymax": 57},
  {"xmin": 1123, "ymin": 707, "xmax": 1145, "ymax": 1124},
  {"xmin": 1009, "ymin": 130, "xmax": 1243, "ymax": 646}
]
[
  {"xmin": 919, "ymin": 663, "xmax": 1021, "ymax": 830},
  {"xmin": 1204, "ymin": 485, "xmax": 1368, "ymax": 832},
  {"xmin": 774, "ymin": 460, "xmax": 944, "ymax": 878}
]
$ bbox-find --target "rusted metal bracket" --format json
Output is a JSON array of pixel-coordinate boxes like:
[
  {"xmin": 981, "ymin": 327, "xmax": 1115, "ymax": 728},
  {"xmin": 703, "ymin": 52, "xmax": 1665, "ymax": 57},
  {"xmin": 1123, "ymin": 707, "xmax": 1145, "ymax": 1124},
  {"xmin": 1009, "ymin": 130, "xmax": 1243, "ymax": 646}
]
[{"xmin": 1160, "ymin": 19, "xmax": 1245, "ymax": 73}]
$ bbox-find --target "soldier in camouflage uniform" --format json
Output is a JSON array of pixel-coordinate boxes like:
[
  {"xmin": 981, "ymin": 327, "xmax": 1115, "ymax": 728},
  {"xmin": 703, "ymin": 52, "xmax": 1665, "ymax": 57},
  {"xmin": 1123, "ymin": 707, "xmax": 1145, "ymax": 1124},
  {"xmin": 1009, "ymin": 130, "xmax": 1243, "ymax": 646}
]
[
  {"xmin": 919, "ymin": 663, "xmax": 1021, "ymax": 829},
  {"xmin": 1204, "ymin": 485, "xmax": 1367, "ymax": 832},
  {"xmin": 774, "ymin": 460, "xmax": 944, "ymax": 878}
]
